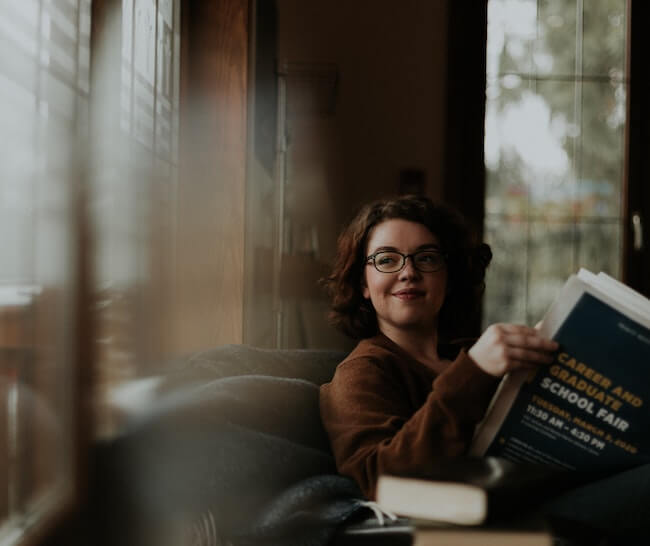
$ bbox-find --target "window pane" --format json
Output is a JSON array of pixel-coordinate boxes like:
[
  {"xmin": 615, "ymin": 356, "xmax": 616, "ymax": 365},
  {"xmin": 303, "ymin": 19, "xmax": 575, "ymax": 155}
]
[
  {"xmin": 487, "ymin": 0, "xmax": 537, "ymax": 76},
  {"xmin": 527, "ymin": 220, "xmax": 576, "ymax": 322},
  {"xmin": 92, "ymin": 0, "xmax": 182, "ymax": 437},
  {"xmin": 483, "ymin": 216, "xmax": 528, "ymax": 326},
  {"xmin": 577, "ymin": 221, "xmax": 622, "ymax": 277},
  {"xmin": 484, "ymin": 0, "xmax": 628, "ymax": 328},
  {"xmin": 579, "ymin": 80, "xmax": 625, "ymax": 218},
  {"xmin": 582, "ymin": 0, "xmax": 627, "ymax": 77},
  {"xmin": 0, "ymin": 0, "xmax": 90, "ymax": 540},
  {"xmin": 535, "ymin": 0, "xmax": 578, "ymax": 76},
  {"xmin": 527, "ymin": 79, "xmax": 576, "ymax": 217},
  {"xmin": 484, "ymin": 75, "xmax": 532, "ymax": 217}
]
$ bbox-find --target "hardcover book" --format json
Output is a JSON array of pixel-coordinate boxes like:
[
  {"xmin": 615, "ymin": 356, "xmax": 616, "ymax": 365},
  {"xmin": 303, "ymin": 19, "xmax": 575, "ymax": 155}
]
[
  {"xmin": 469, "ymin": 268, "xmax": 650, "ymax": 472},
  {"xmin": 376, "ymin": 457, "xmax": 572, "ymax": 526}
]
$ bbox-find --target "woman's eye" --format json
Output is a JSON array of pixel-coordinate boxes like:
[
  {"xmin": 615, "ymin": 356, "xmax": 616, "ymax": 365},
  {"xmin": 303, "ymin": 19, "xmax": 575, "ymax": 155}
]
[
  {"xmin": 377, "ymin": 255, "xmax": 397, "ymax": 265},
  {"xmin": 416, "ymin": 252, "xmax": 442, "ymax": 266}
]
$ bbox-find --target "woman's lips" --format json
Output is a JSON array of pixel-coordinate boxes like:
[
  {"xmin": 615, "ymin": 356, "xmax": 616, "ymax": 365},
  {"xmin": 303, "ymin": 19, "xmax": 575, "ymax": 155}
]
[{"xmin": 393, "ymin": 289, "xmax": 425, "ymax": 300}]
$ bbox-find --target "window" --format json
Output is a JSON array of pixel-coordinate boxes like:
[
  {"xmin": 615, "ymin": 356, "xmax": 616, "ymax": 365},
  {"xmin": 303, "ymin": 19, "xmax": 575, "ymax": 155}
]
[
  {"xmin": 0, "ymin": 0, "xmax": 91, "ymax": 541},
  {"xmin": 482, "ymin": 0, "xmax": 629, "ymax": 326},
  {"xmin": 91, "ymin": 0, "xmax": 181, "ymax": 436},
  {"xmin": 0, "ymin": 0, "xmax": 183, "ymax": 540}
]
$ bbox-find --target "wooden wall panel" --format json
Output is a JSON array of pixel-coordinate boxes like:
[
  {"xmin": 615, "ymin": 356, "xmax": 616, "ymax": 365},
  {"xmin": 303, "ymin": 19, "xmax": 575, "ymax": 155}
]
[{"xmin": 174, "ymin": 0, "xmax": 249, "ymax": 351}]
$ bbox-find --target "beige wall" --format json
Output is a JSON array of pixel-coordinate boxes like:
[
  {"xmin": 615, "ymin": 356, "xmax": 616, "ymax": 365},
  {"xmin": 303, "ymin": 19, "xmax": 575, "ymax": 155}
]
[{"xmin": 277, "ymin": 0, "xmax": 448, "ymax": 224}]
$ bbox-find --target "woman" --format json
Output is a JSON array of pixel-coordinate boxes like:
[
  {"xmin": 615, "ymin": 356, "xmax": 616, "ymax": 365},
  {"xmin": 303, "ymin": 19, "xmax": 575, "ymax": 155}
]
[
  {"xmin": 319, "ymin": 194, "xmax": 558, "ymax": 500},
  {"xmin": 320, "ymin": 194, "xmax": 650, "ymax": 541}
]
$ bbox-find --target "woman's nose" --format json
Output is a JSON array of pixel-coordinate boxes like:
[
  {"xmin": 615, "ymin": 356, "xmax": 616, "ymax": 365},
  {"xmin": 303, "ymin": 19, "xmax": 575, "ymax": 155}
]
[{"xmin": 398, "ymin": 256, "xmax": 421, "ymax": 280}]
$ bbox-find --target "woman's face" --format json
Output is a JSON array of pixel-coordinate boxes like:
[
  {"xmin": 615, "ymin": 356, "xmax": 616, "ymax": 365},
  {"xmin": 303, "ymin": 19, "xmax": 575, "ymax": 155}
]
[{"xmin": 362, "ymin": 218, "xmax": 447, "ymax": 336}]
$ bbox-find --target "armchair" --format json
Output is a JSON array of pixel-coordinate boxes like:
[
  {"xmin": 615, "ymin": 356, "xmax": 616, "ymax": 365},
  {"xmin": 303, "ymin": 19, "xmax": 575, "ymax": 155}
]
[{"xmin": 87, "ymin": 345, "xmax": 411, "ymax": 546}]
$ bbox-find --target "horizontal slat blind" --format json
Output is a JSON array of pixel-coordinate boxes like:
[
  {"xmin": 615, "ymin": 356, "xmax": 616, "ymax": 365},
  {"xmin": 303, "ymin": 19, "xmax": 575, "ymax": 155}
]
[
  {"xmin": 0, "ymin": 0, "xmax": 90, "ymax": 542},
  {"xmin": 92, "ymin": 0, "xmax": 181, "ymax": 436}
]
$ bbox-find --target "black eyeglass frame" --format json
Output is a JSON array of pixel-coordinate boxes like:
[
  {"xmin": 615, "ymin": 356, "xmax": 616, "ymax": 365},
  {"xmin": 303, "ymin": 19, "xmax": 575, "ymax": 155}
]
[{"xmin": 365, "ymin": 249, "xmax": 448, "ymax": 274}]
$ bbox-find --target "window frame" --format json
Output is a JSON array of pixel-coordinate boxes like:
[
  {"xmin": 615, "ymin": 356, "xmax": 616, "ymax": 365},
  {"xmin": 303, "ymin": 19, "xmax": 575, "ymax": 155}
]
[{"xmin": 625, "ymin": 0, "xmax": 650, "ymax": 296}]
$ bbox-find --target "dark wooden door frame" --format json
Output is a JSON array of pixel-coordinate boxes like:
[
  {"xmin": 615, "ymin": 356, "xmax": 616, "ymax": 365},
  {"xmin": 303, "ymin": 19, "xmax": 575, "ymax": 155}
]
[
  {"xmin": 442, "ymin": 0, "xmax": 488, "ymax": 242},
  {"xmin": 625, "ymin": 0, "xmax": 650, "ymax": 297},
  {"xmin": 442, "ymin": 0, "xmax": 488, "ymax": 337}
]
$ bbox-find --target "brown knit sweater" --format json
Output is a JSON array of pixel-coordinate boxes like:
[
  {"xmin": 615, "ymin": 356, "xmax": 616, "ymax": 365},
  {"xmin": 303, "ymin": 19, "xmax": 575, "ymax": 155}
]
[{"xmin": 319, "ymin": 333, "xmax": 500, "ymax": 500}]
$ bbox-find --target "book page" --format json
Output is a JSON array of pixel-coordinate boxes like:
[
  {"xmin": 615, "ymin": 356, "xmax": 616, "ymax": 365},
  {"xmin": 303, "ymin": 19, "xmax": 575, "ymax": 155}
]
[
  {"xmin": 592, "ymin": 271, "xmax": 650, "ymax": 319},
  {"xmin": 469, "ymin": 370, "xmax": 529, "ymax": 456},
  {"xmin": 543, "ymin": 272, "xmax": 650, "ymax": 333},
  {"xmin": 538, "ymin": 275, "xmax": 585, "ymax": 338}
]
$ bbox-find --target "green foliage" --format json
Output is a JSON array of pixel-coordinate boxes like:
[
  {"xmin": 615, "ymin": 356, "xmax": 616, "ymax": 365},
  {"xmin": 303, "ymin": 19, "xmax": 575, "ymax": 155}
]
[{"xmin": 483, "ymin": 0, "xmax": 626, "ymax": 326}]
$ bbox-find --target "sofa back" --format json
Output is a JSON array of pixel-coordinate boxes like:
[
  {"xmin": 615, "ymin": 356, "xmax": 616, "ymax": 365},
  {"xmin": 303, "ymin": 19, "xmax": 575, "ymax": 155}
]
[{"xmin": 157, "ymin": 344, "xmax": 348, "ymax": 395}]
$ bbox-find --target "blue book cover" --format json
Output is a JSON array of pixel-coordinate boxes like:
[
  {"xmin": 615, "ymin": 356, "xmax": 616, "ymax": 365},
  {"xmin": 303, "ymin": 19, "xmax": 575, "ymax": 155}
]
[{"xmin": 482, "ymin": 292, "xmax": 650, "ymax": 471}]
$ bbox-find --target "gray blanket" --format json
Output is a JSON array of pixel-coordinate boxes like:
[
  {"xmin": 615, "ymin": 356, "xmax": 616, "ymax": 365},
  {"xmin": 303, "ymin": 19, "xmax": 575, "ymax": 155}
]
[{"xmin": 95, "ymin": 374, "xmax": 366, "ymax": 546}]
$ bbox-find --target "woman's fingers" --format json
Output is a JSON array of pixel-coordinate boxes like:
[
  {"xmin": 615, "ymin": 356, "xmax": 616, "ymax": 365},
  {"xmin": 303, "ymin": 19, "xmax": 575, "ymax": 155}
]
[
  {"xmin": 494, "ymin": 323, "xmax": 538, "ymax": 335},
  {"xmin": 496, "ymin": 324, "xmax": 555, "ymax": 344},
  {"xmin": 489, "ymin": 323, "xmax": 558, "ymax": 351},
  {"xmin": 468, "ymin": 323, "xmax": 559, "ymax": 377},
  {"xmin": 505, "ymin": 345, "xmax": 556, "ymax": 364},
  {"xmin": 503, "ymin": 332, "xmax": 558, "ymax": 352}
]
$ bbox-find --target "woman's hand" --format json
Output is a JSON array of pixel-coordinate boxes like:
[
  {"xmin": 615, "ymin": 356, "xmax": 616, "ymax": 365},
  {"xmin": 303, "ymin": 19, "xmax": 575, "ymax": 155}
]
[{"xmin": 468, "ymin": 323, "xmax": 558, "ymax": 377}]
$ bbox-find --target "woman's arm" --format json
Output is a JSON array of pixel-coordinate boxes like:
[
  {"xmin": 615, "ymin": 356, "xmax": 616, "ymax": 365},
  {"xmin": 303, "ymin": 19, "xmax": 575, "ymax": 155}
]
[{"xmin": 319, "ymin": 352, "xmax": 498, "ymax": 499}]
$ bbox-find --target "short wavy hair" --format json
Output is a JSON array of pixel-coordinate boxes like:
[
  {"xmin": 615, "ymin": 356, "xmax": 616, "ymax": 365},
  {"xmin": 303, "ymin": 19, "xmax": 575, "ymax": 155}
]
[{"xmin": 323, "ymin": 195, "xmax": 492, "ymax": 340}]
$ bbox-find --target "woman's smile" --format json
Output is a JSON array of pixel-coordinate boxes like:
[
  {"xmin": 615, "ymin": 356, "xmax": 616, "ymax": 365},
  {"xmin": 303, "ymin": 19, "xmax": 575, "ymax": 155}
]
[{"xmin": 392, "ymin": 288, "xmax": 426, "ymax": 300}]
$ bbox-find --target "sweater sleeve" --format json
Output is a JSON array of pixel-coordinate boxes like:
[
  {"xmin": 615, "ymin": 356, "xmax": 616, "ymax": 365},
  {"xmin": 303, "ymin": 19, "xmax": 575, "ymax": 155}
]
[{"xmin": 319, "ymin": 350, "xmax": 499, "ymax": 500}]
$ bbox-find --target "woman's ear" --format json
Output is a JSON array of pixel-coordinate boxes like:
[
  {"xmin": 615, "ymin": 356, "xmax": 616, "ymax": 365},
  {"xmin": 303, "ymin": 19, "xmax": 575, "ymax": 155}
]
[
  {"xmin": 362, "ymin": 284, "xmax": 370, "ymax": 299},
  {"xmin": 361, "ymin": 275, "xmax": 370, "ymax": 299}
]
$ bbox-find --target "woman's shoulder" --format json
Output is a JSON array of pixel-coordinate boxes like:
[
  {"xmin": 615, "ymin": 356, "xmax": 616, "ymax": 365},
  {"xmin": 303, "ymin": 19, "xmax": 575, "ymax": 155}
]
[
  {"xmin": 323, "ymin": 336, "xmax": 408, "ymax": 399},
  {"xmin": 332, "ymin": 335, "xmax": 404, "ymax": 378},
  {"xmin": 342, "ymin": 334, "xmax": 404, "ymax": 364},
  {"xmin": 341, "ymin": 335, "xmax": 476, "ymax": 369}
]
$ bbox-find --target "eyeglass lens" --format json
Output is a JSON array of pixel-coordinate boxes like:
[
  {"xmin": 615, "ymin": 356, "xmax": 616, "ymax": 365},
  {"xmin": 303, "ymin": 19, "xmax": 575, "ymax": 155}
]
[{"xmin": 372, "ymin": 250, "xmax": 444, "ymax": 273}]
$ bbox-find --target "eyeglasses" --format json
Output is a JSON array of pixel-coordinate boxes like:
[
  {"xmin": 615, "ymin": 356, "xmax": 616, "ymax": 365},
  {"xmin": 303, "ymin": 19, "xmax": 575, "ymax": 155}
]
[{"xmin": 366, "ymin": 249, "xmax": 447, "ymax": 274}]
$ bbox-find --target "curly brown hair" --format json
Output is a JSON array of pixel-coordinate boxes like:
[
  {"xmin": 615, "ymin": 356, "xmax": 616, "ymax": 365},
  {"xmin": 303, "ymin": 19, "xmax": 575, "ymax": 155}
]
[{"xmin": 323, "ymin": 195, "xmax": 492, "ymax": 340}]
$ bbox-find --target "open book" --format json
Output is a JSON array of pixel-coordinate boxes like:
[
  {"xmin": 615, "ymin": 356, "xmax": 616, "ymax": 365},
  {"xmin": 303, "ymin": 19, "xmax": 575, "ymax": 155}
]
[
  {"xmin": 469, "ymin": 268, "xmax": 650, "ymax": 471},
  {"xmin": 377, "ymin": 270, "xmax": 649, "ymax": 530}
]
